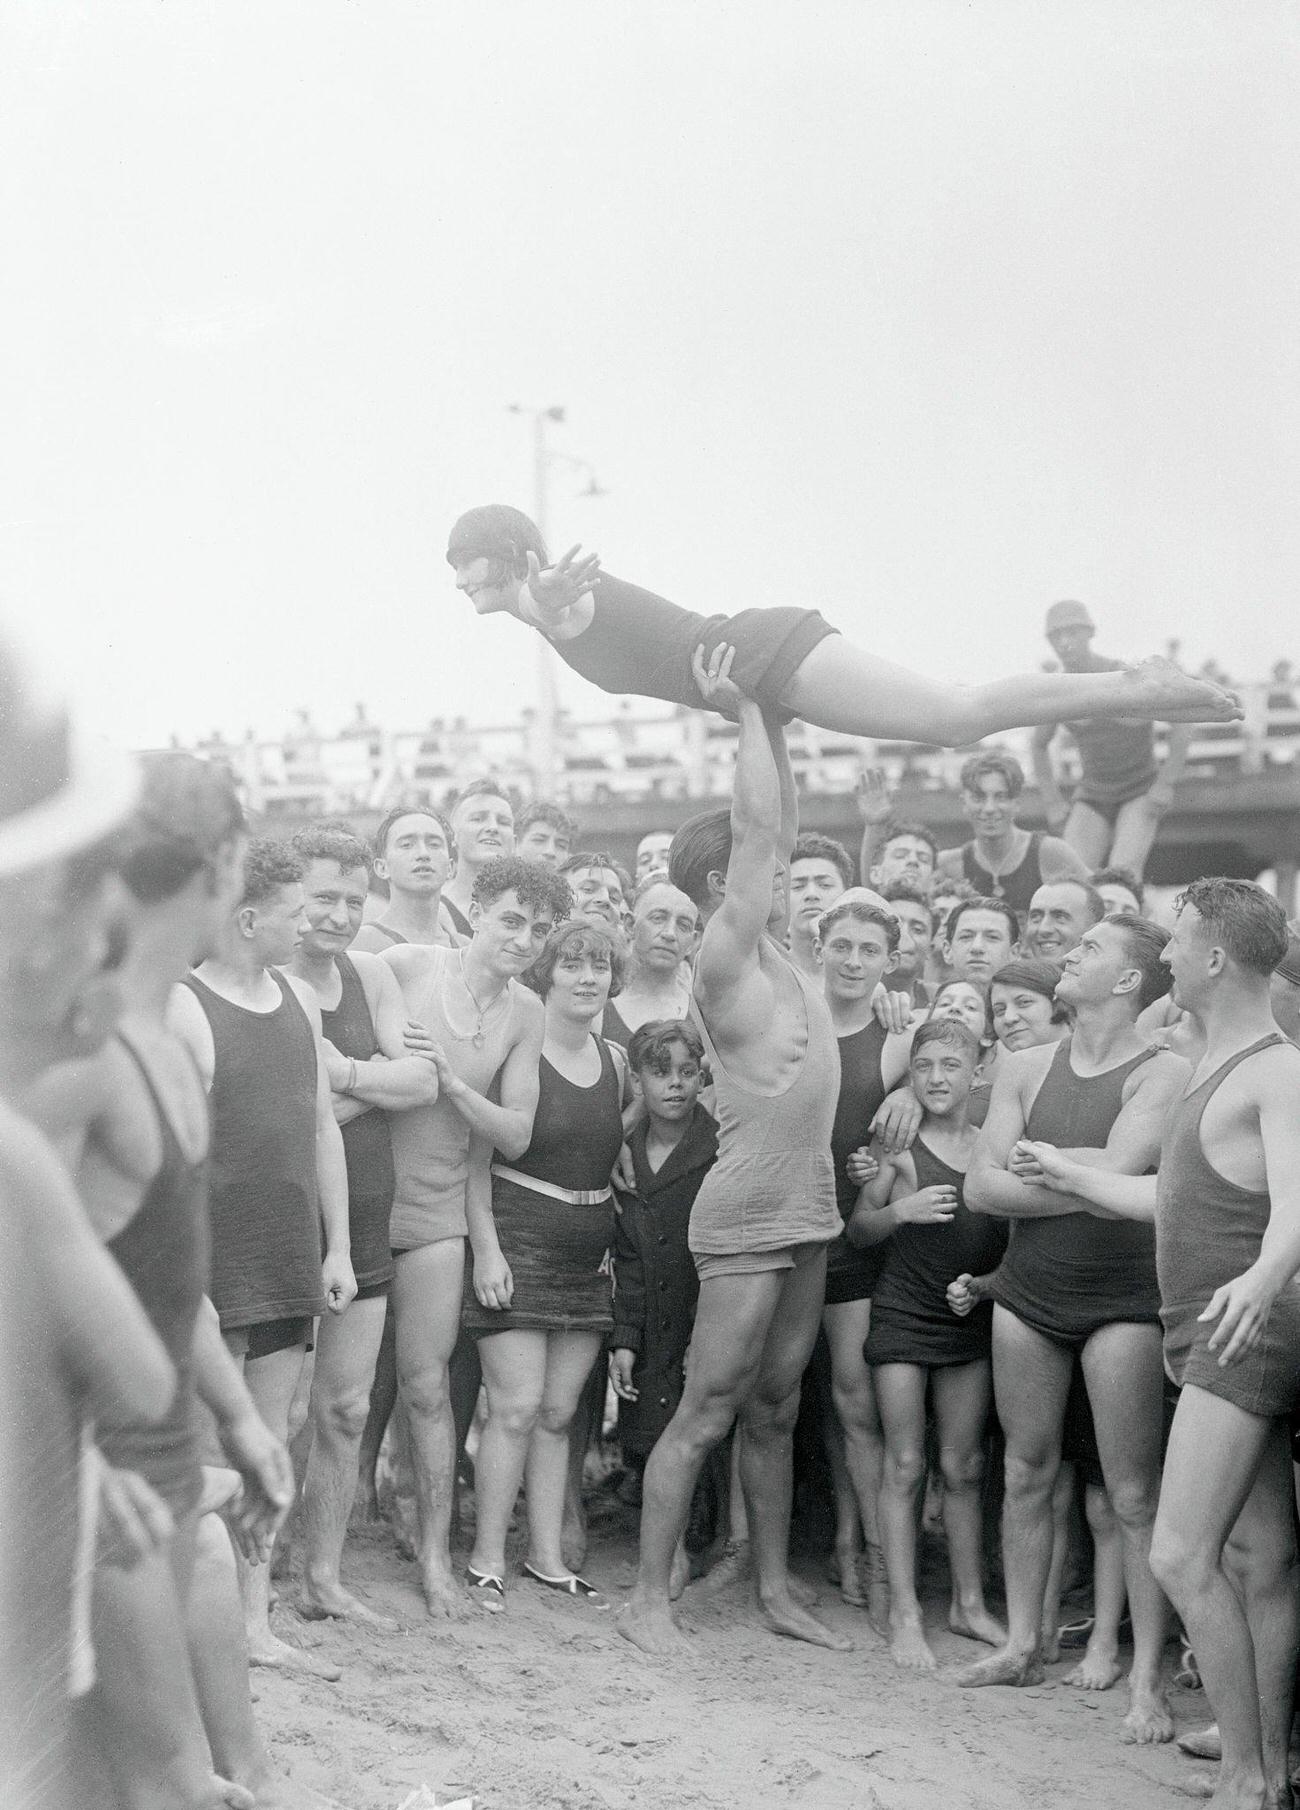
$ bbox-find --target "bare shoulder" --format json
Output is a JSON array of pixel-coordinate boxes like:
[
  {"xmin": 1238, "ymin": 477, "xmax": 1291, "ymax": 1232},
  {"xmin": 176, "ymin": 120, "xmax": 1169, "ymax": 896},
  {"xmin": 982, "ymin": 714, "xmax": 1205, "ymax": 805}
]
[
  {"xmin": 21, "ymin": 1044, "xmax": 118, "ymax": 1142},
  {"xmin": 1246, "ymin": 1038, "xmax": 1300, "ymax": 1102},
  {"xmin": 282, "ymin": 969, "xmax": 324, "ymax": 1032},
  {"xmin": 1038, "ymin": 834, "xmax": 1089, "ymax": 881},
  {"xmin": 1130, "ymin": 1047, "xmax": 1192, "ymax": 1097},
  {"xmin": 0, "ymin": 1103, "xmax": 81, "ymax": 1226},
  {"xmin": 351, "ymin": 924, "xmax": 394, "ymax": 955},
  {"xmin": 510, "ymin": 984, "xmax": 546, "ymax": 1039},
  {"xmin": 347, "ymin": 948, "xmax": 392, "ymax": 1004},
  {"xmin": 166, "ymin": 981, "xmax": 214, "ymax": 1070},
  {"xmin": 382, "ymin": 941, "xmax": 440, "ymax": 989}
]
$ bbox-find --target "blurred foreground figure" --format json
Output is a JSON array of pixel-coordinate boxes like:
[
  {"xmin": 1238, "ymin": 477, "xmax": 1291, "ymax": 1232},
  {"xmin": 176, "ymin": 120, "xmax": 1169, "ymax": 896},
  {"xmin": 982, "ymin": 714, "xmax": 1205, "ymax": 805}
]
[{"xmin": 0, "ymin": 630, "xmax": 176, "ymax": 1810}]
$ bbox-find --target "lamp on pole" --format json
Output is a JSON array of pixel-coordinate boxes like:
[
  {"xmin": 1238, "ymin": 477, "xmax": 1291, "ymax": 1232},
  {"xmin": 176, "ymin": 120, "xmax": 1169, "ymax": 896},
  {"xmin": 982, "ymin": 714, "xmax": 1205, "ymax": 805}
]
[{"xmin": 507, "ymin": 403, "xmax": 607, "ymax": 797}]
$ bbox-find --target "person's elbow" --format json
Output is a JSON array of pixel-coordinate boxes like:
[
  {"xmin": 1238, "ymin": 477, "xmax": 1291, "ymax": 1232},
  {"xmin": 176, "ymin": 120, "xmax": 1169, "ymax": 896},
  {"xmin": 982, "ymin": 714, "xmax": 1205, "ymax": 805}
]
[
  {"xmin": 495, "ymin": 1115, "xmax": 532, "ymax": 1162},
  {"xmin": 964, "ymin": 1164, "xmax": 997, "ymax": 1215},
  {"xmin": 115, "ymin": 1333, "xmax": 177, "ymax": 1424}
]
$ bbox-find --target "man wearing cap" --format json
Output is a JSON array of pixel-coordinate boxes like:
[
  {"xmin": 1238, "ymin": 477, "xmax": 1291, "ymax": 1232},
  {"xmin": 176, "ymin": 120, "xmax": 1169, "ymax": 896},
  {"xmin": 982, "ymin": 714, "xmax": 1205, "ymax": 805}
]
[{"xmin": 1031, "ymin": 601, "xmax": 1191, "ymax": 880}]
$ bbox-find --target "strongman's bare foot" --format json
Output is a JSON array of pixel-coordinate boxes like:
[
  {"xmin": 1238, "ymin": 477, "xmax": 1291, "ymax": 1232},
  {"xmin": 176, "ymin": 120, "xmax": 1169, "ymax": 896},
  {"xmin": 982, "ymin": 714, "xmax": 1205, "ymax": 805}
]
[
  {"xmin": 247, "ymin": 1632, "xmax": 343, "ymax": 1683},
  {"xmin": 616, "ymin": 1589, "xmax": 691, "ymax": 1657},
  {"xmin": 952, "ymin": 1646, "xmax": 1046, "ymax": 1689},
  {"xmin": 1122, "ymin": 1681, "xmax": 1175, "ymax": 1745},
  {"xmin": 1065, "ymin": 1643, "xmax": 1122, "ymax": 1691},
  {"xmin": 299, "ymin": 1578, "xmax": 400, "ymax": 1631},
  {"xmin": 1121, "ymin": 657, "xmax": 1241, "ymax": 724},
  {"xmin": 419, "ymin": 1564, "xmax": 467, "ymax": 1621},
  {"xmin": 759, "ymin": 1590, "xmax": 852, "ymax": 1652},
  {"xmin": 889, "ymin": 1618, "xmax": 938, "ymax": 1672},
  {"xmin": 948, "ymin": 1604, "xmax": 1006, "ymax": 1649}
]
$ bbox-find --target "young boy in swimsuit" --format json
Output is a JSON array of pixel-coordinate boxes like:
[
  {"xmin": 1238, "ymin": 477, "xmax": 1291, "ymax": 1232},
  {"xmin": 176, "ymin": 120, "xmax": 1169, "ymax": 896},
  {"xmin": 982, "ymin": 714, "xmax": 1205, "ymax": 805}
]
[
  {"xmin": 852, "ymin": 1018, "xmax": 1008, "ymax": 1673},
  {"xmin": 446, "ymin": 504, "xmax": 1241, "ymax": 741}
]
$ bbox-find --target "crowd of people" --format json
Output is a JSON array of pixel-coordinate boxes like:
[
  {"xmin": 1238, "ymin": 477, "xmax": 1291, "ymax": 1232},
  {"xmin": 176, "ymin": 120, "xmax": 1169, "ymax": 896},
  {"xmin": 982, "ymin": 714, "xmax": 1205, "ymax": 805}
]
[{"xmin": 5, "ymin": 528, "xmax": 1299, "ymax": 1810}]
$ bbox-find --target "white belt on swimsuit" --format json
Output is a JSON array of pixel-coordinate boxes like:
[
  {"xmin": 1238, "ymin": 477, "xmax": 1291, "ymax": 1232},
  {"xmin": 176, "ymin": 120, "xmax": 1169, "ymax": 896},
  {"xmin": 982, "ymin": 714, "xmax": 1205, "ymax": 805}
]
[{"xmin": 490, "ymin": 1164, "xmax": 613, "ymax": 1207}]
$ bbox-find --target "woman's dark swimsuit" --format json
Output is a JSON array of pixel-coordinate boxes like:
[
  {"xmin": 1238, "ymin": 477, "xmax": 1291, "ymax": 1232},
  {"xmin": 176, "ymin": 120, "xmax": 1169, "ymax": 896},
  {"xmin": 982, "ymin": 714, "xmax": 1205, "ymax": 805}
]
[{"xmin": 537, "ymin": 574, "xmax": 837, "ymax": 719}]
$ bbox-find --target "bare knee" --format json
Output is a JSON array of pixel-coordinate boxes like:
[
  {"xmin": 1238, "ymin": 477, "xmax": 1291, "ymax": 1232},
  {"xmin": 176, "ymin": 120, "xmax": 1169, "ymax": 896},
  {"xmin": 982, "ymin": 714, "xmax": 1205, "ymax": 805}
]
[
  {"xmin": 1149, "ymin": 1520, "xmax": 1213, "ymax": 1598},
  {"xmin": 314, "ymin": 1383, "xmax": 372, "ymax": 1445},
  {"xmin": 1003, "ymin": 1446, "xmax": 1059, "ymax": 1507},
  {"xmin": 535, "ymin": 1398, "xmax": 579, "ymax": 1438},
  {"xmin": 743, "ymin": 1384, "xmax": 801, "ymax": 1443},
  {"xmin": 1084, "ymin": 1483, "xmax": 1118, "ymax": 1538},
  {"xmin": 940, "ymin": 1443, "xmax": 985, "ymax": 1494},
  {"xmin": 1105, "ymin": 1474, "xmax": 1158, "ymax": 1533},
  {"xmin": 831, "ymin": 1377, "xmax": 878, "ymax": 1436},
  {"xmin": 399, "ymin": 1361, "xmax": 450, "ymax": 1421},
  {"xmin": 883, "ymin": 1444, "xmax": 927, "ymax": 1493}
]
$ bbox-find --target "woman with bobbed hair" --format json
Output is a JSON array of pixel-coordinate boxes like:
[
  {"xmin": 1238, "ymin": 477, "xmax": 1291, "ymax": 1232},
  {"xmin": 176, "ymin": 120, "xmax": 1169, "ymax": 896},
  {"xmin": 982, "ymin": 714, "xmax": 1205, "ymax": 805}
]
[
  {"xmin": 964, "ymin": 958, "xmax": 1071, "ymax": 1128},
  {"xmin": 462, "ymin": 921, "xmax": 628, "ymax": 1610}
]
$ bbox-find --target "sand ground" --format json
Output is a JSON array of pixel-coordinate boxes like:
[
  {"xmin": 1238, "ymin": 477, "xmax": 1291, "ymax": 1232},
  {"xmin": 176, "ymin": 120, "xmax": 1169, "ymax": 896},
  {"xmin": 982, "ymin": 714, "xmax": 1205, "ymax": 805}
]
[{"xmin": 256, "ymin": 1497, "xmax": 1212, "ymax": 1810}]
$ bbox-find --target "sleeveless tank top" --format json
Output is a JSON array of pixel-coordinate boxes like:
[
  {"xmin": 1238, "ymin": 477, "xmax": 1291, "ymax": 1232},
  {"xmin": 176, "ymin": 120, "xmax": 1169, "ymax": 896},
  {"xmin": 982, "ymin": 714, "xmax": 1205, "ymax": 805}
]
[
  {"xmin": 320, "ymin": 953, "xmax": 396, "ymax": 1286},
  {"xmin": 387, "ymin": 944, "xmax": 531, "ymax": 1248},
  {"xmin": 960, "ymin": 832, "xmax": 1045, "ymax": 919},
  {"xmin": 442, "ymin": 896, "xmax": 474, "ymax": 940},
  {"xmin": 872, "ymin": 1138, "xmax": 1008, "ymax": 1320},
  {"xmin": 1157, "ymin": 1035, "xmax": 1287, "ymax": 1321},
  {"xmin": 1064, "ymin": 654, "xmax": 1157, "ymax": 803},
  {"xmin": 506, "ymin": 1036, "xmax": 624, "ymax": 1192},
  {"xmin": 185, "ymin": 970, "xmax": 324, "ymax": 1328},
  {"xmin": 366, "ymin": 922, "xmax": 407, "ymax": 948},
  {"xmin": 1006, "ymin": 1036, "xmax": 1158, "ymax": 1280},
  {"xmin": 99, "ymin": 1035, "xmax": 210, "ymax": 1496},
  {"xmin": 831, "ymin": 1019, "xmax": 888, "ymax": 1218},
  {"xmin": 689, "ymin": 938, "xmax": 842, "ymax": 1256}
]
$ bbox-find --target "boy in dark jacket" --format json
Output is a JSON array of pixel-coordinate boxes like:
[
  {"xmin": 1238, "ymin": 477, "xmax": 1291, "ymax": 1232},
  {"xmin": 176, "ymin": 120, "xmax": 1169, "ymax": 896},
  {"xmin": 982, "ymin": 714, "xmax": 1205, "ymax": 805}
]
[{"xmin": 610, "ymin": 1021, "xmax": 717, "ymax": 1467}]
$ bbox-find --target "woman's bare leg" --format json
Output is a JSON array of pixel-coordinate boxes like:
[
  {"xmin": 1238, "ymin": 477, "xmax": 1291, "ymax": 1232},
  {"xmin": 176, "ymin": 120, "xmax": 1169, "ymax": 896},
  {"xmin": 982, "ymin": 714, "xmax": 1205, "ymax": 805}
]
[{"xmin": 781, "ymin": 637, "xmax": 1239, "ymax": 742}]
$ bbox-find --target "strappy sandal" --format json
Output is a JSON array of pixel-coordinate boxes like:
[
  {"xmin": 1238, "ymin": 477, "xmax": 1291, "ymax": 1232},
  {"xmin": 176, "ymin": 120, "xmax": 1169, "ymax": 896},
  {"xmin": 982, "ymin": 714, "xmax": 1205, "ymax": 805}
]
[
  {"xmin": 465, "ymin": 1565, "xmax": 506, "ymax": 1613},
  {"xmin": 523, "ymin": 1562, "xmax": 609, "ymax": 1607}
]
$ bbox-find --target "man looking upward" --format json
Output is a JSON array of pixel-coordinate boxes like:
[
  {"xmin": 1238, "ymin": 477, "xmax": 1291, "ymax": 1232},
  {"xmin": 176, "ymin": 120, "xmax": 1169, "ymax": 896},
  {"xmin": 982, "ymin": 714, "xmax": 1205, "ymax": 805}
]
[
  {"xmin": 439, "ymin": 780, "xmax": 516, "ymax": 941},
  {"xmin": 958, "ymin": 915, "xmax": 1188, "ymax": 1745},
  {"xmin": 618, "ymin": 646, "xmax": 847, "ymax": 1658},
  {"xmin": 1025, "ymin": 880, "xmax": 1300, "ymax": 1810}
]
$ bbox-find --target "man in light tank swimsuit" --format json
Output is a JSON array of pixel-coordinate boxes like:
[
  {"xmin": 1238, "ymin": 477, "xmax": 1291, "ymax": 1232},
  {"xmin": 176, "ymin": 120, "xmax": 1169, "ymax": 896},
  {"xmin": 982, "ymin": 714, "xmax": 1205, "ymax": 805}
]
[
  {"xmin": 618, "ymin": 645, "xmax": 849, "ymax": 1657},
  {"xmin": 1029, "ymin": 880, "xmax": 1300, "ymax": 1810}
]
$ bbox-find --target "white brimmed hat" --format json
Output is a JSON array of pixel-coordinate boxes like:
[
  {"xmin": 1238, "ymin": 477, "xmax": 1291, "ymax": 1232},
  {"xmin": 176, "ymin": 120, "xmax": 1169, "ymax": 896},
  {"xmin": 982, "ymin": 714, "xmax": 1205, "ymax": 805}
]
[{"xmin": 0, "ymin": 627, "xmax": 138, "ymax": 878}]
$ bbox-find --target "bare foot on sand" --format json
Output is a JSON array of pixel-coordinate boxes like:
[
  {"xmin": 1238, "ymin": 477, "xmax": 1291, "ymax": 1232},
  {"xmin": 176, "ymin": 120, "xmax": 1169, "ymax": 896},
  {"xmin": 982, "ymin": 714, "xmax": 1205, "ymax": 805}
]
[
  {"xmin": 863, "ymin": 1545, "xmax": 890, "ymax": 1637},
  {"xmin": 693, "ymin": 1539, "xmax": 751, "ymax": 1595},
  {"xmin": 1177, "ymin": 1724, "xmax": 1222, "ymax": 1761},
  {"xmin": 1064, "ymin": 1644, "xmax": 1122, "ymax": 1691},
  {"xmin": 247, "ymin": 1633, "xmax": 343, "ymax": 1683},
  {"xmin": 759, "ymin": 1589, "xmax": 852, "ymax": 1652},
  {"xmin": 419, "ymin": 1565, "xmax": 467, "ymax": 1621},
  {"xmin": 212, "ymin": 1776, "xmax": 255, "ymax": 1809},
  {"xmin": 889, "ymin": 1618, "xmax": 937, "ymax": 1672},
  {"xmin": 668, "ymin": 1542, "xmax": 691, "ymax": 1603},
  {"xmin": 1121, "ymin": 657, "xmax": 1241, "ymax": 724},
  {"xmin": 616, "ymin": 1589, "xmax": 691, "ymax": 1657},
  {"xmin": 948, "ymin": 1604, "xmax": 1006, "ymax": 1649},
  {"xmin": 831, "ymin": 1544, "xmax": 865, "ymax": 1606},
  {"xmin": 299, "ymin": 1579, "xmax": 400, "ymax": 1631},
  {"xmin": 241, "ymin": 1763, "xmax": 343, "ymax": 1810},
  {"xmin": 561, "ymin": 1504, "xmax": 587, "ymax": 1574},
  {"xmin": 1122, "ymin": 1683, "xmax": 1175, "ymax": 1745},
  {"xmin": 953, "ymin": 1647, "xmax": 1046, "ymax": 1689}
]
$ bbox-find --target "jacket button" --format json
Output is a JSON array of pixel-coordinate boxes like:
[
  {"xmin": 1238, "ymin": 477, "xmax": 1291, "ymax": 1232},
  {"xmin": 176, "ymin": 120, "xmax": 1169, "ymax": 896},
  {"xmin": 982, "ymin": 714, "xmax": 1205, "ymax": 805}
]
[
  {"xmin": 658, "ymin": 1235, "xmax": 667, "ymax": 1245},
  {"xmin": 659, "ymin": 1397, "xmax": 669, "ymax": 1408},
  {"xmin": 658, "ymin": 1280, "xmax": 667, "ymax": 1291}
]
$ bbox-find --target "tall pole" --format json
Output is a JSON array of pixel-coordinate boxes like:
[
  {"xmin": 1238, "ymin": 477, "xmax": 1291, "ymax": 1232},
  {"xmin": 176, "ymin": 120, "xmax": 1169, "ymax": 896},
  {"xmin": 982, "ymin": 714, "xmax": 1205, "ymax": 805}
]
[{"xmin": 531, "ymin": 408, "xmax": 562, "ymax": 798}]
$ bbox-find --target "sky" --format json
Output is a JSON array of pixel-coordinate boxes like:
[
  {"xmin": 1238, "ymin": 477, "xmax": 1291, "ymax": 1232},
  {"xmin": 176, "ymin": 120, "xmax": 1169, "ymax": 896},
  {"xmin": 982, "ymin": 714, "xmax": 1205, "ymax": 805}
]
[{"xmin": 2, "ymin": 1, "xmax": 1296, "ymax": 751}]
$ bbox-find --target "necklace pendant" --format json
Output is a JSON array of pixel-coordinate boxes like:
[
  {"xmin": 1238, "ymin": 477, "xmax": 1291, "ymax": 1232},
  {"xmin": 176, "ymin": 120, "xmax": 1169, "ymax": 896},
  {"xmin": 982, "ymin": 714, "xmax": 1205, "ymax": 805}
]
[{"xmin": 472, "ymin": 1031, "xmax": 486, "ymax": 1049}]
